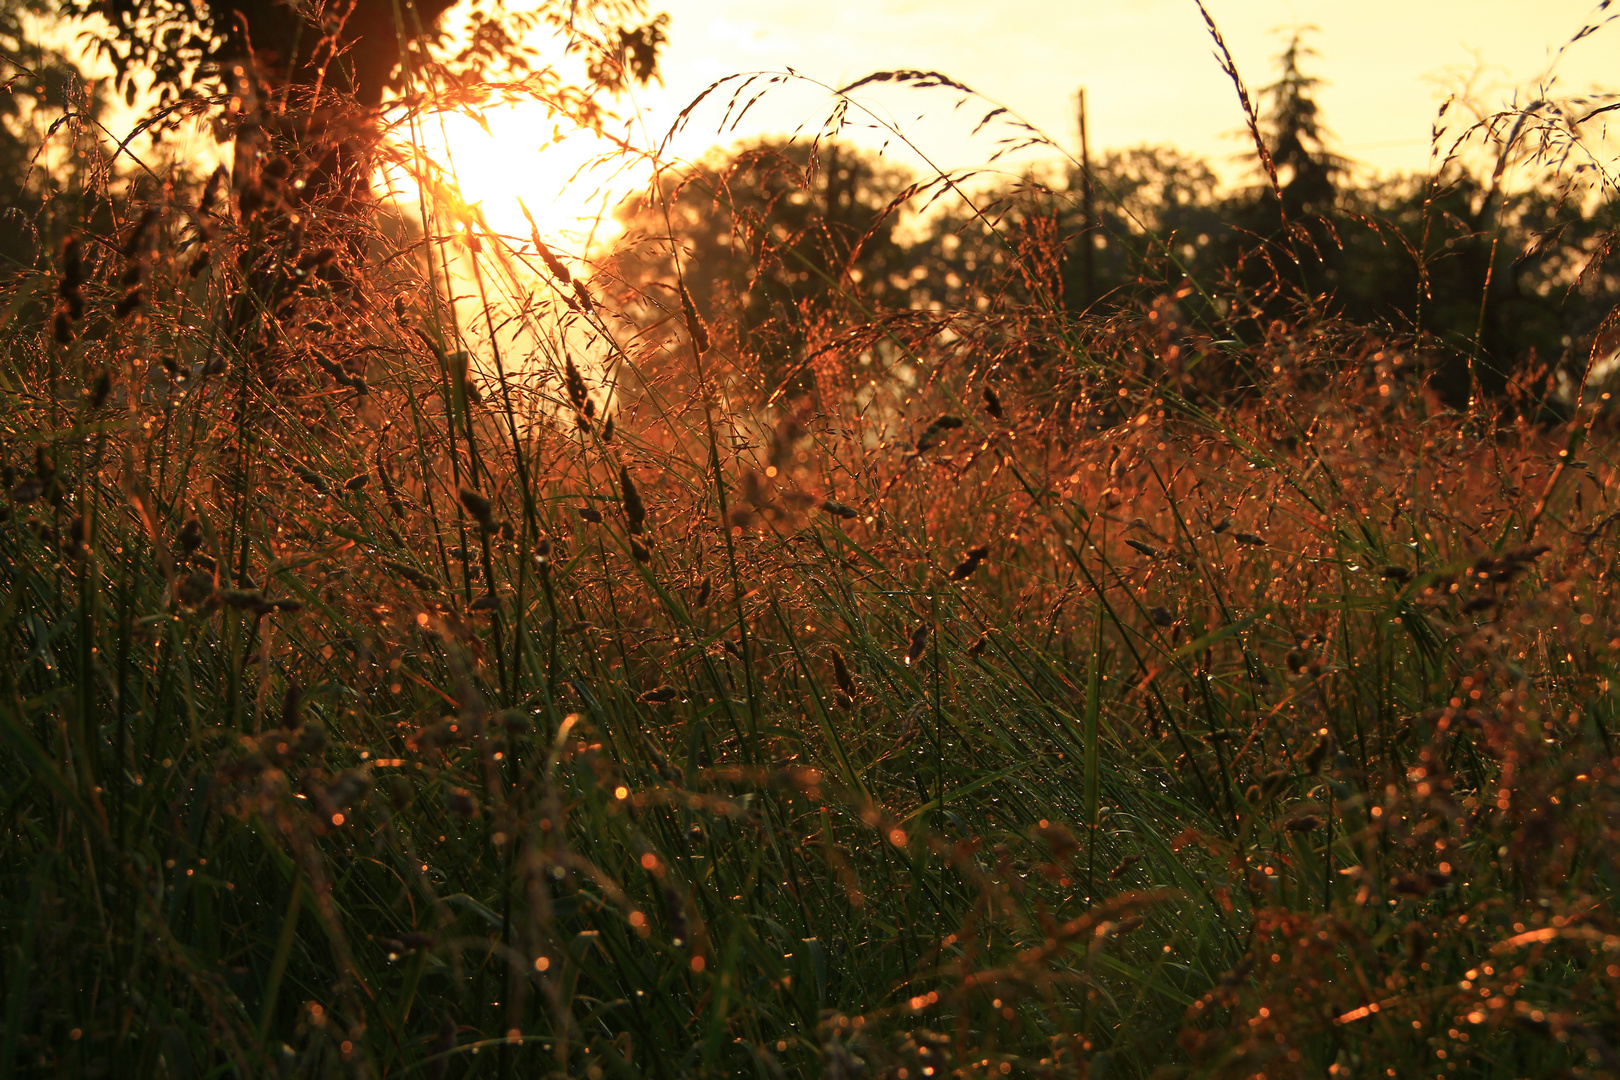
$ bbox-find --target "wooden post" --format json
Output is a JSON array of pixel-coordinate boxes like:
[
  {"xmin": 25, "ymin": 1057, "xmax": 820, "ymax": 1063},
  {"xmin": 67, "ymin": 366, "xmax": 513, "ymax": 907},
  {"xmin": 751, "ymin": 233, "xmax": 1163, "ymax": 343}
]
[{"xmin": 1078, "ymin": 88, "xmax": 1096, "ymax": 307}]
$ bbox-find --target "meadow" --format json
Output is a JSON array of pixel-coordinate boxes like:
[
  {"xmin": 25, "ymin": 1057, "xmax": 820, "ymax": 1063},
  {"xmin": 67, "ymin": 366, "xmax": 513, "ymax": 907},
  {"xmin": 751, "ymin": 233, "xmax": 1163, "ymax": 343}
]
[{"xmin": 1, "ymin": 11, "xmax": 1620, "ymax": 1077}]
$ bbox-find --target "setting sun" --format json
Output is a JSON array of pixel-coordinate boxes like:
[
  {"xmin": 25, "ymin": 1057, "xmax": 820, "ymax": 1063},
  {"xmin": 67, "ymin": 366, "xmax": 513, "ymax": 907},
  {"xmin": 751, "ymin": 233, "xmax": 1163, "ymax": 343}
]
[{"xmin": 381, "ymin": 101, "xmax": 643, "ymax": 260}]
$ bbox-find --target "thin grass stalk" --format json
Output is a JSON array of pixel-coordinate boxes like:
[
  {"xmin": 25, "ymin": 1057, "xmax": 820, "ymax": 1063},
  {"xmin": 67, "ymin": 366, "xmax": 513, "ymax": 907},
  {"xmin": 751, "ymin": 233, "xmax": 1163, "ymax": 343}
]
[{"xmin": 1083, "ymin": 605, "xmax": 1102, "ymax": 908}]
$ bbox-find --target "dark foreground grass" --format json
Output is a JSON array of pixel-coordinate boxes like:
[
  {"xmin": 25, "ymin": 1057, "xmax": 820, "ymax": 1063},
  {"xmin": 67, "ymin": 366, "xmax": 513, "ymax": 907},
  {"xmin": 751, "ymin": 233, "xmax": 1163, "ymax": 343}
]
[{"xmin": 2, "ymin": 73, "xmax": 1620, "ymax": 1080}]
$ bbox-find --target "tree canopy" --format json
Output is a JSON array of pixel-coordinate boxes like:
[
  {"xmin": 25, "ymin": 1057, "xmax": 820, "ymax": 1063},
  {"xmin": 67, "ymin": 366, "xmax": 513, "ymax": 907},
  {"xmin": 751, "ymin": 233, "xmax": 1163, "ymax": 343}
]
[
  {"xmin": 616, "ymin": 30, "xmax": 1616, "ymax": 410},
  {"xmin": 68, "ymin": 0, "xmax": 666, "ymax": 110},
  {"xmin": 0, "ymin": 0, "xmax": 111, "ymax": 271},
  {"xmin": 614, "ymin": 138, "xmax": 913, "ymax": 397}
]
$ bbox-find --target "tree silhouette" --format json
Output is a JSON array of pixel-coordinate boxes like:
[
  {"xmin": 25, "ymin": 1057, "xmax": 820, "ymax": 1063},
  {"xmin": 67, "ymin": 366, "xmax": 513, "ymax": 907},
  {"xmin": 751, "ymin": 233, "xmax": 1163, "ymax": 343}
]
[
  {"xmin": 1259, "ymin": 31, "xmax": 1346, "ymax": 221},
  {"xmin": 58, "ymin": 0, "xmax": 669, "ymax": 216},
  {"xmin": 614, "ymin": 139, "xmax": 912, "ymax": 399},
  {"xmin": 0, "ymin": 0, "xmax": 112, "ymax": 272},
  {"xmin": 68, "ymin": 0, "xmax": 665, "ymax": 109},
  {"xmin": 1018, "ymin": 32, "xmax": 1620, "ymax": 409}
]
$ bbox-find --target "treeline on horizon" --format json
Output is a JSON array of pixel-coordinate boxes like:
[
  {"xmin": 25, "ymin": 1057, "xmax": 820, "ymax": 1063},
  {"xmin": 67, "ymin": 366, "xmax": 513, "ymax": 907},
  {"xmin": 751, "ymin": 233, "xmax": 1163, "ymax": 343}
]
[
  {"xmin": 609, "ymin": 35, "xmax": 1620, "ymax": 413},
  {"xmin": 3, "ymin": 3, "xmax": 1616, "ymax": 414}
]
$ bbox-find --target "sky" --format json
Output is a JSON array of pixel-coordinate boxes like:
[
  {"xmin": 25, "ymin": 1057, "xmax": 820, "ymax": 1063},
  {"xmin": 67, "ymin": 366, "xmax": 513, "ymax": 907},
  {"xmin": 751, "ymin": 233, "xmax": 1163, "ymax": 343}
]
[
  {"xmin": 320, "ymin": 0, "xmax": 1620, "ymax": 366},
  {"xmin": 81, "ymin": 0, "xmax": 1613, "ymax": 247},
  {"xmin": 628, "ymin": 0, "xmax": 1619, "ymax": 183}
]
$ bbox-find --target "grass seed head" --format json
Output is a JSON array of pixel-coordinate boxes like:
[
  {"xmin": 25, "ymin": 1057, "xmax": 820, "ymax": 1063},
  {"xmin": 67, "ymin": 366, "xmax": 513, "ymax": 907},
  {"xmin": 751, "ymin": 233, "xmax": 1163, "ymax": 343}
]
[
  {"xmin": 458, "ymin": 487, "xmax": 495, "ymax": 529},
  {"xmin": 88, "ymin": 369, "xmax": 113, "ymax": 408},
  {"xmin": 905, "ymin": 623, "xmax": 929, "ymax": 666},
  {"xmin": 376, "ymin": 452, "xmax": 407, "ymax": 519},
  {"xmin": 295, "ymin": 247, "xmax": 338, "ymax": 271},
  {"xmin": 63, "ymin": 515, "xmax": 86, "ymax": 558},
  {"xmin": 1035, "ymin": 820, "xmax": 1078, "ymax": 857},
  {"xmin": 949, "ymin": 544, "xmax": 990, "ymax": 580},
  {"xmin": 120, "ymin": 207, "xmax": 157, "ymax": 259},
  {"xmin": 1109, "ymin": 854, "xmax": 1142, "ymax": 879},
  {"xmin": 198, "ymin": 164, "xmax": 226, "ymax": 212},
  {"xmin": 1259, "ymin": 770, "xmax": 1290, "ymax": 801},
  {"xmin": 382, "ymin": 559, "xmax": 439, "ymax": 591},
  {"xmin": 1304, "ymin": 732, "xmax": 1334, "ymax": 773},
  {"xmin": 620, "ymin": 467, "xmax": 646, "ymax": 533},
  {"xmin": 564, "ymin": 354, "xmax": 590, "ymax": 412},
  {"xmin": 219, "ymin": 588, "xmax": 269, "ymax": 612},
  {"xmin": 983, "ymin": 384, "xmax": 1004, "ymax": 419},
  {"xmin": 58, "ymin": 236, "xmax": 83, "ymax": 320},
  {"xmin": 572, "ymin": 280, "xmax": 595, "ymax": 313},
  {"xmin": 679, "ymin": 279, "xmax": 710, "ymax": 355},
  {"xmin": 289, "ymin": 460, "xmax": 330, "ymax": 495},
  {"xmin": 280, "ymin": 682, "xmax": 301, "ymax": 729},
  {"xmin": 176, "ymin": 569, "xmax": 216, "ymax": 609},
  {"xmin": 446, "ymin": 788, "xmax": 479, "ymax": 818},
  {"xmin": 916, "ymin": 415, "xmax": 963, "ymax": 452},
  {"xmin": 531, "ymin": 233, "xmax": 572, "ymax": 286},
  {"xmin": 831, "ymin": 648, "xmax": 856, "ymax": 700},
  {"xmin": 10, "ymin": 475, "xmax": 40, "ymax": 504}
]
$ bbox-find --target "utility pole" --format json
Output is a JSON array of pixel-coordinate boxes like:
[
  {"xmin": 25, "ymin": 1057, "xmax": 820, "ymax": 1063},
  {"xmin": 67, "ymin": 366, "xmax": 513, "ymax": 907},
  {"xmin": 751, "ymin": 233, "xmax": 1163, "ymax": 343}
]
[
  {"xmin": 825, "ymin": 139, "xmax": 841, "ymax": 223},
  {"xmin": 1077, "ymin": 88, "xmax": 1096, "ymax": 307}
]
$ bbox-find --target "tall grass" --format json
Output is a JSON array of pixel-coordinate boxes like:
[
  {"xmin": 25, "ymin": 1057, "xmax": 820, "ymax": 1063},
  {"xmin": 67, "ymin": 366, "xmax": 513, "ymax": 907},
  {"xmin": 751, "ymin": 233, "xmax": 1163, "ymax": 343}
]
[{"xmin": 1, "ymin": 20, "xmax": 1619, "ymax": 1080}]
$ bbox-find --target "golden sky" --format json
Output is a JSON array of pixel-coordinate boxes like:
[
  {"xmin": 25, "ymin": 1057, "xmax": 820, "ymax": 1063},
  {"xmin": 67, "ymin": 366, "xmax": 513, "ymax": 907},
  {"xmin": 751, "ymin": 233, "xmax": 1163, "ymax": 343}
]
[
  {"xmin": 635, "ymin": 0, "xmax": 1618, "ymax": 181},
  {"xmin": 79, "ymin": 0, "xmax": 1613, "ymax": 246},
  {"xmin": 361, "ymin": 0, "xmax": 1617, "ymax": 360}
]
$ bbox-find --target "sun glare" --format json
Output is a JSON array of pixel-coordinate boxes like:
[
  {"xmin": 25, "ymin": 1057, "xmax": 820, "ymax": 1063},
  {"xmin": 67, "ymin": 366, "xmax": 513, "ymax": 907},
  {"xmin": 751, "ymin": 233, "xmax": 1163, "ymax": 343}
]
[{"xmin": 383, "ymin": 102, "xmax": 640, "ymax": 262}]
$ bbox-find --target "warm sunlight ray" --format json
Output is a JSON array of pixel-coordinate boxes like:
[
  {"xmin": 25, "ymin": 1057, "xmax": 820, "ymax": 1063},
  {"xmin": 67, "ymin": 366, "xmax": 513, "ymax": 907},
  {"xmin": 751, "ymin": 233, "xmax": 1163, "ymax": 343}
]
[{"xmin": 382, "ymin": 101, "xmax": 643, "ymax": 261}]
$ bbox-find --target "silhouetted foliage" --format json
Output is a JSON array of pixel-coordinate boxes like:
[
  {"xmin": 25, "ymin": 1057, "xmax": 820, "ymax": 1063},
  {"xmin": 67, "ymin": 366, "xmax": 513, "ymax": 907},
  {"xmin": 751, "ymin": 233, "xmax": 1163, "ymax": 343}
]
[
  {"xmin": 1035, "ymin": 33, "xmax": 1620, "ymax": 409},
  {"xmin": 616, "ymin": 139, "xmax": 913, "ymax": 398},
  {"xmin": 59, "ymin": 0, "xmax": 670, "ymax": 227},
  {"xmin": 67, "ymin": 0, "xmax": 665, "ymax": 108},
  {"xmin": 0, "ymin": 0, "xmax": 111, "ymax": 272},
  {"xmin": 1256, "ymin": 31, "xmax": 1347, "ymax": 221}
]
